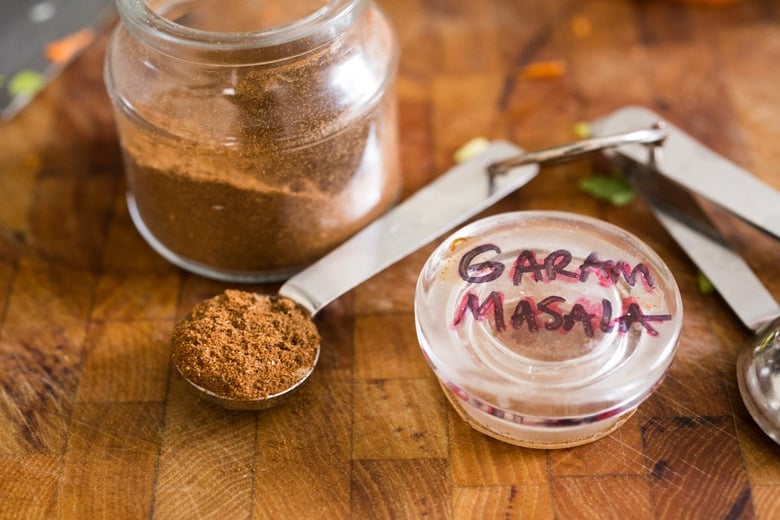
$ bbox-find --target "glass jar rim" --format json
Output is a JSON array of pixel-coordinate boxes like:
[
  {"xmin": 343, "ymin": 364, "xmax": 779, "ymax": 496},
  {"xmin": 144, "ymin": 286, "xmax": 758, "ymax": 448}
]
[{"xmin": 116, "ymin": 0, "xmax": 367, "ymax": 60}]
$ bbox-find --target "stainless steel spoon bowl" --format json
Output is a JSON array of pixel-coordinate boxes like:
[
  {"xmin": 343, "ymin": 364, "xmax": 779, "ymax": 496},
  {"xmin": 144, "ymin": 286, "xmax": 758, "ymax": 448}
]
[
  {"xmin": 737, "ymin": 317, "xmax": 780, "ymax": 443},
  {"xmin": 176, "ymin": 343, "xmax": 321, "ymax": 410}
]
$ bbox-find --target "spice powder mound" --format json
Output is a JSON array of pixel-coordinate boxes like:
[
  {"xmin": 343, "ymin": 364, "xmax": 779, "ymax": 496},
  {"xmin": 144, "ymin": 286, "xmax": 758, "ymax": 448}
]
[{"xmin": 171, "ymin": 289, "xmax": 320, "ymax": 400}]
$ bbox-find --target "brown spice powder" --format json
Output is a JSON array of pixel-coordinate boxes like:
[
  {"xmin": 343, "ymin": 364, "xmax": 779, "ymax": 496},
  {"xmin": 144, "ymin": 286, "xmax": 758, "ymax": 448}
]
[
  {"xmin": 114, "ymin": 5, "xmax": 400, "ymax": 278},
  {"xmin": 120, "ymin": 97, "xmax": 399, "ymax": 275},
  {"xmin": 171, "ymin": 289, "xmax": 320, "ymax": 400}
]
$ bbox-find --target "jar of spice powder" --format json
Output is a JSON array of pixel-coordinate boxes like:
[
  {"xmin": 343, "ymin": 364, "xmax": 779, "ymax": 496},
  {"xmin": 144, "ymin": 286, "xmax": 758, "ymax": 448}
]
[{"xmin": 105, "ymin": 0, "xmax": 401, "ymax": 281}]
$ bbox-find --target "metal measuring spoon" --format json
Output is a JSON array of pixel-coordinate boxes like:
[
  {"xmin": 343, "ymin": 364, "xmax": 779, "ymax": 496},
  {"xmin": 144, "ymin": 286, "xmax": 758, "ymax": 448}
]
[
  {"xmin": 172, "ymin": 290, "xmax": 321, "ymax": 410},
  {"xmin": 172, "ymin": 127, "xmax": 667, "ymax": 410},
  {"xmin": 738, "ymin": 318, "xmax": 780, "ymax": 443},
  {"xmin": 590, "ymin": 107, "xmax": 780, "ymax": 444},
  {"xmin": 634, "ymin": 166, "xmax": 780, "ymax": 443},
  {"xmin": 606, "ymin": 149, "xmax": 780, "ymax": 444}
]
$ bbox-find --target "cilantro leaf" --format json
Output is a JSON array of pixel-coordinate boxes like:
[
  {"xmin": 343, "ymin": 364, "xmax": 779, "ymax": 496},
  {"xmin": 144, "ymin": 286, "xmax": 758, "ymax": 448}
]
[{"xmin": 579, "ymin": 174, "xmax": 635, "ymax": 206}]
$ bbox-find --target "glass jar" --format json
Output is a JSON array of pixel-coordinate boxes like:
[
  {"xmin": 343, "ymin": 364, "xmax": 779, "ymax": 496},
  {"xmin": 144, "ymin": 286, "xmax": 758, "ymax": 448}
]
[{"xmin": 105, "ymin": 0, "xmax": 400, "ymax": 281}]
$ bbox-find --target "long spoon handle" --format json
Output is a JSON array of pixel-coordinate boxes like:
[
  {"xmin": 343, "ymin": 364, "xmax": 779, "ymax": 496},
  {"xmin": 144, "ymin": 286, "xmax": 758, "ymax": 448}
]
[{"xmin": 279, "ymin": 141, "xmax": 537, "ymax": 315}]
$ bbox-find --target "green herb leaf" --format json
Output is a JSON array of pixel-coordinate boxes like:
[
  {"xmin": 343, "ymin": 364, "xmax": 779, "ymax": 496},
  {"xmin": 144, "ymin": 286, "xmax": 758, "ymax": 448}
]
[
  {"xmin": 8, "ymin": 70, "xmax": 44, "ymax": 97},
  {"xmin": 579, "ymin": 175, "xmax": 635, "ymax": 206},
  {"xmin": 697, "ymin": 271, "xmax": 715, "ymax": 295}
]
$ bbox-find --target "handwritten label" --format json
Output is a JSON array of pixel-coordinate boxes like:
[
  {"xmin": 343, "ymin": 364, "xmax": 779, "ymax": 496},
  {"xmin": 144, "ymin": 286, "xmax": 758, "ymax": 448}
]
[{"xmin": 452, "ymin": 244, "xmax": 672, "ymax": 337}]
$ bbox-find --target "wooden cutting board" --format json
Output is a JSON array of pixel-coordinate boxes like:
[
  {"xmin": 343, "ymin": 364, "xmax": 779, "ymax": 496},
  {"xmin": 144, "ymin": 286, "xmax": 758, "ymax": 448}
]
[{"xmin": 1, "ymin": 1, "xmax": 779, "ymax": 518}]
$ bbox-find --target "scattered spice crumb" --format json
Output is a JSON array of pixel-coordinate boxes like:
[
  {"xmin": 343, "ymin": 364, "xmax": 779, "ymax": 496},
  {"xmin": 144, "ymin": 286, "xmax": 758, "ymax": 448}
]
[
  {"xmin": 171, "ymin": 290, "xmax": 320, "ymax": 400},
  {"xmin": 571, "ymin": 16, "xmax": 592, "ymax": 38},
  {"xmin": 450, "ymin": 237, "xmax": 469, "ymax": 252}
]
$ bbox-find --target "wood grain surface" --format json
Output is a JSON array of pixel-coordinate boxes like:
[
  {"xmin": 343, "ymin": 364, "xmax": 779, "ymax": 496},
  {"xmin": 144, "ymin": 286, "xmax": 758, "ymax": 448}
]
[{"xmin": 1, "ymin": 1, "xmax": 779, "ymax": 518}]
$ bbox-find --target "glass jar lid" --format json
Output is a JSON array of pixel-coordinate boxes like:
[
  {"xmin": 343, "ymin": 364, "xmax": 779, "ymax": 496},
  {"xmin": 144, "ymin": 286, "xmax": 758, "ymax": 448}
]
[{"xmin": 415, "ymin": 211, "xmax": 683, "ymax": 427}]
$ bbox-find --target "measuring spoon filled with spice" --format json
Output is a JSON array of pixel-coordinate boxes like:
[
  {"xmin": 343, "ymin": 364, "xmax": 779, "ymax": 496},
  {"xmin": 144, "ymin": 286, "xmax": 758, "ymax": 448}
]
[{"xmin": 170, "ymin": 127, "xmax": 667, "ymax": 410}]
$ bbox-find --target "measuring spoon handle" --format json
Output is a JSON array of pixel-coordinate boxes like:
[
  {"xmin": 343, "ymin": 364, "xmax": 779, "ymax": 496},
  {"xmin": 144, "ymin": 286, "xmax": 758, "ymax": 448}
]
[{"xmin": 279, "ymin": 141, "xmax": 537, "ymax": 315}]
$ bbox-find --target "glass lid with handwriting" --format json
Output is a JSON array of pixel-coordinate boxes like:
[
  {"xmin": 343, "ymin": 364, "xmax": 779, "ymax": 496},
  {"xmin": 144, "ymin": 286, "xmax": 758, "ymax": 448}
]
[{"xmin": 414, "ymin": 211, "xmax": 683, "ymax": 448}]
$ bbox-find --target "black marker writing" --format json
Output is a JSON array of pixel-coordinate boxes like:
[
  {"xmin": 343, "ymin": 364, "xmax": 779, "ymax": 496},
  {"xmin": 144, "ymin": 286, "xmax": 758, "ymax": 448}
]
[
  {"xmin": 452, "ymin": 290, "xmax": 506, "ymax": 331},
  {"xmin": 458, "ymin": 245, "xmax": 655, "ymax": 290},
  {"xmin": 452, "ymin": 292, "xmax": 672, "ymax": 338},
  {"xmin": 458, "ymin": 244, "xmax": 504, "ymax": 283}
]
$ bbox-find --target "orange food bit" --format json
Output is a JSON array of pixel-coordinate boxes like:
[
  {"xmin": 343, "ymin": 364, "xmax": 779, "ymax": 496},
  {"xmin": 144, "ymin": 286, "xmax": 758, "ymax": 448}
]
[
  {"xmin": 45, "ymin": 29, "xmax": 95, "ymax": 64},
  {"xmin": 450, "ymin": 237, "xmax": 469, "ymax": 252},
  {"xmin": 520, "ymin": 60, "xmax": 567, "ymax": 80},
  {"xmin": 571, "ymin": 16, "xmax": 592, "ymax": 38}
]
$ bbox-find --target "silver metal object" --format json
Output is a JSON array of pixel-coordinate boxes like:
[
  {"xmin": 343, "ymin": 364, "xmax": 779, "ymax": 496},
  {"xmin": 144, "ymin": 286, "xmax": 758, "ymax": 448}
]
[
  {"xmin": 282, "ymin": 125, "xmax": 669, "ymax": 316},
  {"xmin": 487, "ymin": 125, "xmax": 667, "ymax": 176},
  {"xmin": 618, "ymin": 154, "xmax": 780, "ymax": 444},
  {"xmin": 612, "ymin": 153, "xmax": 780, "ymax": 331},
  {"xmin": 592, "ymin": 107, "xmax": 780, "ymax": 444},
  {"xmin": 280, "ymin": 140, "xmax": 539, "ymax": 315},
  {"xmin": 738, "ymin": 317, "xmax": 780, "ymax": 444},
  {"xmin": 591, "ymin": 106, "xmax": 780, "ymax": 240},
  {"xmin": 486, "ymin": 125, "xmax": 667, "ymax": 194}
]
